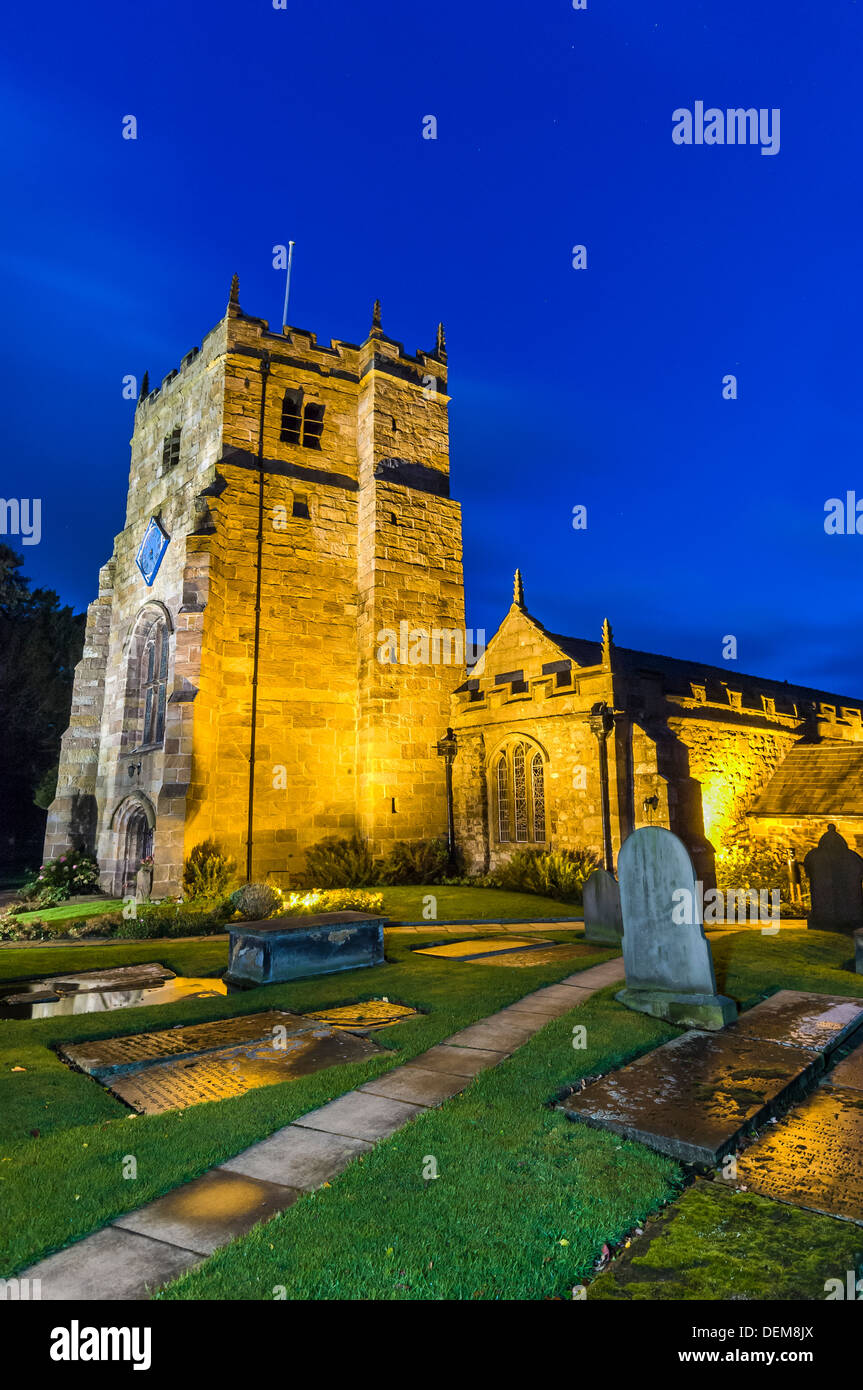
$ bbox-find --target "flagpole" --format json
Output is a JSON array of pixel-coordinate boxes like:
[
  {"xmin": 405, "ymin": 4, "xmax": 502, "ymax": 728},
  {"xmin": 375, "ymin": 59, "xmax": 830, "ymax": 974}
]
[{"xmin": 282, "ymin": 241, "xmax": 295, "ymax": 329}]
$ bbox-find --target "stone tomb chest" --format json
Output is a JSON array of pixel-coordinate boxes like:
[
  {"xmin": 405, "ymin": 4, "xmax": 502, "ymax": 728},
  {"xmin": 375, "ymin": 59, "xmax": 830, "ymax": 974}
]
[{"xmin": 225, "ymin": 911, "xmax": 386, "ymax": 987}]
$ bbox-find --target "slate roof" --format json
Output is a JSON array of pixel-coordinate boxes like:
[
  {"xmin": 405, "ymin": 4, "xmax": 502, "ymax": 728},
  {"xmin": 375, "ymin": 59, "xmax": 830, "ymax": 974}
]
[
  {"xmin": 544, "ymin": 628, "xmax": 863, "ymax": 710},
  {"xmin": 749, "ymin": 744, "xmax": 863, "ymax": 819}
]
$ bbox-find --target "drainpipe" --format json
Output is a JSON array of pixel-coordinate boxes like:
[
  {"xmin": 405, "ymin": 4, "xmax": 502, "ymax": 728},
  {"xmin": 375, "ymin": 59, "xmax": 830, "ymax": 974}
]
[
  {"xmin": 589, "ymin": 702, "xmax": 615, "ymax": 872},
  {"xmin": 245, "ymin": 352, "xmax": 270, "ymax": 883}
]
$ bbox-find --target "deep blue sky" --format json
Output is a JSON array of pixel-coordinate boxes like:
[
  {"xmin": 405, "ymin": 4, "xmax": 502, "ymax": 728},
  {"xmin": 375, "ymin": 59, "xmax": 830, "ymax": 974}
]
[{"xmin": 3, "ymin": 1, "xmax": 862, "ymax": 694}]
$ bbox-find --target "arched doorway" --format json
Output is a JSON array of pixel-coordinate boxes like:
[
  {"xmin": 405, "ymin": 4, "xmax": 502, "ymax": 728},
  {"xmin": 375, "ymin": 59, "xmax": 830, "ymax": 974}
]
[
  {"xmin": 111, "ymin": 795, "xmax": 156, "ymax": 896},
  {"xmin": 123, "ymin": 807, "xmax": 153, "ymax": 895}
]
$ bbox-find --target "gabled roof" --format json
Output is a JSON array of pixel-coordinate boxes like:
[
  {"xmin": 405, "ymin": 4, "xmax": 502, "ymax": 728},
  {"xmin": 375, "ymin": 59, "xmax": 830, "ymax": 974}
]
[{"xmin": 749, "ymin": 744, "xmax": 863, "ymax": 818}]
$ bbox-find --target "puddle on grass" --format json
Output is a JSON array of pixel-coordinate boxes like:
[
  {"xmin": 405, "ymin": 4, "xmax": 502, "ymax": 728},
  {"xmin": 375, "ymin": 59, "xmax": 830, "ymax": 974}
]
[{"xmin": 0, "ymin": 963, "xmax": 227, "ymax": 1021}]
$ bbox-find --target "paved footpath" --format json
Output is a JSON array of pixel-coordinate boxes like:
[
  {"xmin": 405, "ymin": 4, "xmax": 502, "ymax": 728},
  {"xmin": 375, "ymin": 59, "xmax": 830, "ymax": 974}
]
[{"xmin": 22, "ymin": 955, "xmax": 623, "ymax": 1300}]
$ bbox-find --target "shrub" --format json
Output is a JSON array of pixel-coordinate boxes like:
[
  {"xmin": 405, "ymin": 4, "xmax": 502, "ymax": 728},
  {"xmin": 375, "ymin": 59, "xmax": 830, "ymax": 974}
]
[
  {"xmin": 379, "ymin": 837, "xmax": 449, "ymax": 885},
  {"xmin": 229, "ymin": 882, "xmax": 282, "ymax": 921},
  {"xmin": 67, "ymin": 912, "xmax": 123, "ymax": 939},
  {"xmin": 182, "ymin": 840, "xmax": 237, "ymax": 902},
  {"xmin": 116, "ymin": 899, "xmax": 232, "ymax": 940},
  {"xmin": 280, "ymin": 888, "xmax": 384, "ymax": 916},
  {"xmin": 715, "ymin": 843, "xmax": 808, "ymax": 910},
  {"xmin": 21, "ymin": 853, "xmax": 100, "ymax": 905},
  {"xmin": 303, "ymin": 835, "xmax": 376, "ymax": 888},
  {"xmin": 493, "ymin": 846, "xmax": 599, "ymax": 903}
]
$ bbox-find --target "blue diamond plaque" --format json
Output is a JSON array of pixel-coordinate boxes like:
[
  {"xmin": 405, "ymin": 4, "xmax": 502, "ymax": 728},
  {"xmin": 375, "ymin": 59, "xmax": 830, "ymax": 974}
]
[{"xmin": 135, "ymin": 517, "xmax": 170, "ymax": 586}]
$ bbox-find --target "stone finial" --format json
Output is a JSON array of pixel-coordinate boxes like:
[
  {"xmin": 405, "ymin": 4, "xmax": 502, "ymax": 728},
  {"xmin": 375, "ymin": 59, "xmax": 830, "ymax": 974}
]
[
  {"xmin": 435, "ymin": 321, "xmax": 447, "ymax": 359},
  {"xmin": 229, "ymin": 273, "xmax": 240, "ymax": 305},
  {"xmin": 601, "ymin": 617, "xmax": 614, "ymax": 668},
  {"xmin": 369, "ymin": 299, "xmax": 384, "ymax": 341},
  {"xmin": 513, "ymin": 568, "xmax": 525, "ymax": 609},
  {"xmin": 138, "ymin": 370, "xmax": 149, "ymax": 402}
]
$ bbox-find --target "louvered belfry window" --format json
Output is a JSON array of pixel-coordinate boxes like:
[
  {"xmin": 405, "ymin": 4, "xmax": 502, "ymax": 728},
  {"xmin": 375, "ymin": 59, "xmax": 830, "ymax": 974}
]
[
  {"xmin": 280, "ymin": 389, "xmax": 325, "ymax": 448},
  {"xmin": 162, "ymin": 427, "xmax": 181, "ymax": 472}
]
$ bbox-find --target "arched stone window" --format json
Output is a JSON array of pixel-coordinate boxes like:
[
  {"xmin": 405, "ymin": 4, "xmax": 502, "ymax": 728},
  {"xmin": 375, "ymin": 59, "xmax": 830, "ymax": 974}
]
[
  {"xmin": 493, "ymin": 740, "xmax": 548, "ymax": 845},
  {"xmin": 141, "ymin": 621, "xmax": 169, "ymax": 746},
  {"xmin": 122, "ymin": 605, "xmax": 173, "ymax": 755}
]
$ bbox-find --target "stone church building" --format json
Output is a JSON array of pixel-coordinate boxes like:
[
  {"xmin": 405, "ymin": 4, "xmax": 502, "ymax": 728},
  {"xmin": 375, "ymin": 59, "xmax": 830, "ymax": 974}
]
[{"xmin": 45, "ymin": 283, "xmax": 863, "ymax": 896}]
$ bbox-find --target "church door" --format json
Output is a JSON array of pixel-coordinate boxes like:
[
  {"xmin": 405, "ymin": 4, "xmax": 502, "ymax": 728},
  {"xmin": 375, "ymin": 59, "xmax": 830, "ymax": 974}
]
[{"xmin": 122, "ymin": 809, "xmax": 153, "ymax": 896}]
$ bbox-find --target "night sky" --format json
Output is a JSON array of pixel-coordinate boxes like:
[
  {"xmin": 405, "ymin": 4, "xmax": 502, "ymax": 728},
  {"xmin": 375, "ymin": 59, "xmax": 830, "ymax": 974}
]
[{"xmin": 3, "ymin": 1, "xmax": 862, "ymax": 694}]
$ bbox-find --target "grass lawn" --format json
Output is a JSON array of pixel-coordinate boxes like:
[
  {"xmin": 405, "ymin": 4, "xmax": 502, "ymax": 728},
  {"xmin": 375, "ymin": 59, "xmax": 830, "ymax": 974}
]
[
  {"xmin": 0, "ymin": 925, "xmax": 611, "ymax": 1276},
  {"xmin": 9, "ymin": 899, "xmax": 125, "ymax": 928},
  {"xmin": 157, "ymin": 928, "xmax": 863, "ymax": 1301},
  {"xmin": 3, "ymin": 885, "xmax": 578, "ymax": 939},
  {"xmin": 376, "ymin": 885, "xmax": 580, "ymax": 921}
]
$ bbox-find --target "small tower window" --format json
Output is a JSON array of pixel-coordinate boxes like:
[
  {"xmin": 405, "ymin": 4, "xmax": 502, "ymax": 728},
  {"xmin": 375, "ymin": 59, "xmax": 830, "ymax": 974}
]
[
  {"xmin": 162, "ymin": 427, "xmax": 181, "ymax": 473},
  {"xmin": 281, "ymin": 391, "xmax": 302, "ymax": 444},
  {"xmin": 292, "ymin": 493, "xmax": 310, "ymax": 519}
]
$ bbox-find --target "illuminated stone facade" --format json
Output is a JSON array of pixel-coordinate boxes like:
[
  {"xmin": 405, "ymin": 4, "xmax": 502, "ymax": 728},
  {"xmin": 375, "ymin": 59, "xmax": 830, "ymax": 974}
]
[
  {"xmin": 44, "ymin": 284, "xmax": 463, "ymax": 896},
  {"xmin": 451, "ymin": 591, "xmax": 863, "ymax": 882}
]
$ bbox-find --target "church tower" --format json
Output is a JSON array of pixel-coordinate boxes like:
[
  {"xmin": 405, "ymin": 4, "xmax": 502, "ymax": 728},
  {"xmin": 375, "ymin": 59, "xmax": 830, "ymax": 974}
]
[{"xmin": 44, "ymin": 282, "xmax": 465, "ymax": 896}]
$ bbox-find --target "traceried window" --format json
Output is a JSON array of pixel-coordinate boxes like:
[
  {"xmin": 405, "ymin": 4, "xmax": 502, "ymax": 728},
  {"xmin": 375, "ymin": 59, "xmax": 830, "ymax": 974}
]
[
  {"xmin": 496, "ymin": 755, "xmax": 510, "ymax": 842},
  {"xmin": 140, "ymin": 623, "xmax": 169, "ymax": 747},
  {"xmin": 531, "ymin": 752, "xmax": 546, "ymax": 841},
  {"xmin": 494, "ymin": 742, "xmax": 547, "ymax": 844},
  {"xmin": 280, "ymin": 390, "xmax": 325, "ymax": 449}
]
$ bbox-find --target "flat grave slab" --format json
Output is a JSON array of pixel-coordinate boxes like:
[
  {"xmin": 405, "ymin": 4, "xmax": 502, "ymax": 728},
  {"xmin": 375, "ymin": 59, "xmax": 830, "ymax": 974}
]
[
  {"xmin": 225, "ymin": 911, "xmax": 385, "ymax": 987},
  {"xmin": 464, "ymin": 943, "xmax": 598, "ymax": 968},
  {"xmin": 1, "ymin": 961, "xmax": 226, "ymax": 1020},
  {"xmin": 735, "ymin": 1086, "xmax": 863, "ymax": 1224},
  {"xmin": 59, "ymin": 1010, "xmax": 308, "ymax": 1078},
  {"xmin": 824, "ymin": 1040, "xmax": 863, "ymax": 1091},
  {"xmin": 728, "ymin": 990, "xmax": 863, "ymax": 1057},
  {"xmin": 563, "ymin": 1029, "xmax": 819, "ymax": 1164},
  {"xmin": 413, "ymin": 935, "xmax": 552, "ymax": 960},
  {"xmin": 104, "ymin": 1024, "xmax": 382, "ymax": 1114},
  {"xmin": 303, "ymin": 999, "xmax": 419, "ymax": 1032}
]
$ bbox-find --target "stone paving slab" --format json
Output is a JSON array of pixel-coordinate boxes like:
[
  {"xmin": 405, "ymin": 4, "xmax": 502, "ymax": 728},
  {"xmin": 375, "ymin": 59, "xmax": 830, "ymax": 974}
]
[
  {"xmin": 294, "ymin": 1090, "xmax": 426, "ymax": 1142},
  {"xmin": 493, "ymin": 1003, "xmax": 569, "ymax": 1028},
  {"xmin": 220, "ymin": 1124, "xmax": 372, "ymax": 1189},
  {"xmin": 413, "ymin": 935, "xmax": 552, "ymax": 960},
  {"xmin": 113, "ymin": 1168, "xmax": 300, "ymax": 1255},
  {"xmin": 729, "ymin": 990, "xmax": 863, "ymax": 1057},
  {"xmin": 60, "ymin": 1010, "xmax": 307, "ymax": 1078},
  {"xmin": 410, "ymin": 1043, "xmax": 508, "ymax": 1075},
  {"xmin": 735, "ymin": 1086, "xmax": 863, "ymax": 1224},
  {"xmin": 106, "ymin": 1026, "xmax": 381, "ymax": 1114},
  {"xmin": 563, "ymin": 1028, "xmax": 820, "ymax": 1164},
  {"xmin": 824, "ymin": 1040, "xmax": 863, "ymax": 1091},
  {"xmin": 359, "ymin": 1065, "xmax": 467, "ymax": 1106},
  {"xmin": 509, "ymin": 982, "xmax": 595, "ymax": 1013},
  {"xmin": 560, "ymin": 960, "xmax": 625, "ymax": 989},
  {"xmin": 444, "ymin": 1016, "xmax": 541, "ymax": 1052},
  {"xmin": 21, "ymin": 1226, "xmax": 201, "ymax": 1301}
]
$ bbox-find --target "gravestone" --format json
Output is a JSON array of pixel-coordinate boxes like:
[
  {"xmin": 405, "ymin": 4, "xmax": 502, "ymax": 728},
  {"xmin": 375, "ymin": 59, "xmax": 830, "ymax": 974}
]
[
  {"xmin": 225, "ymin": 911, "xmax": 386, "ymax": 986},
  {"xmin": 616, "ymin": 826, "xmax": 737, "ymax": 1030},
  {"xmin": 804, "ymin": 825, "xmax": 863, "ymax": 934},
  {"xmin": 856, "ymin": 928, "xmax": 863, "ymax": 975},
  {"xmin": 582, "ymin": 868, "xmax": 623, "ymax": 946}
]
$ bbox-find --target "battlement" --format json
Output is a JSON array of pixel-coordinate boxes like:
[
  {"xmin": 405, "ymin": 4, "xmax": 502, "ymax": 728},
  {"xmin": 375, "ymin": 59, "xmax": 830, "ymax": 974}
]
[{"xmin": 133, "ymin": 278, "xmax": 447, "ymax": 421}]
